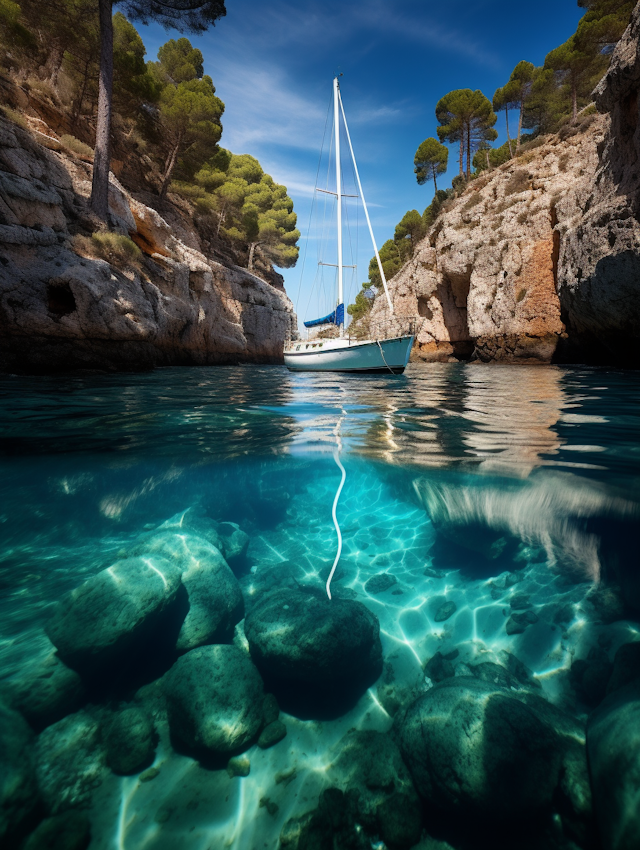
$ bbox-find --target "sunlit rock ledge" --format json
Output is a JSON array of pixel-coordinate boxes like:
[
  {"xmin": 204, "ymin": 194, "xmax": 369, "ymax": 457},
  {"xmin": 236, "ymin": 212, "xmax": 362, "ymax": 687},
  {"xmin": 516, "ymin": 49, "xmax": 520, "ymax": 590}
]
[
  {"xmin": 0, "ymin": 115, "xmax": 297, "ymax": 374},
  {"xmin": 369, "ymin": 6, "xmax": 640, "ymax": 367}
]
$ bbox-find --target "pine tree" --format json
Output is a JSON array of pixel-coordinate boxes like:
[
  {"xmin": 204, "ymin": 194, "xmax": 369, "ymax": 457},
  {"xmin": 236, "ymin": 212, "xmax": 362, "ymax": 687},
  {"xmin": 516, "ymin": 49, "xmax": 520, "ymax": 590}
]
[
  {"xmin": 545, "ymin": 36, "xmax": 597, "ymax": 122},
  {"xmin": 414, "ymin": 137, "xmax": 448, "ymax": 193},
  {"xmin": 89, "ymin": 0, "xmax": 226, "ymax": 220},
  {"xmin": 157, "ymin": 73, "xmax": 224, "ymax": 198},
  {"xmin": 436, "ymin": 89, "xmax": 497, "ymax": 180}
]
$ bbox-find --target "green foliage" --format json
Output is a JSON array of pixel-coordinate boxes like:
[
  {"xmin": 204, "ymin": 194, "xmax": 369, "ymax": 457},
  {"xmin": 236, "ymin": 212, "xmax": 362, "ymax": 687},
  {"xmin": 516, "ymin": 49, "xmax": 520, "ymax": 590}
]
[
  {"xmin": 73, "ymin": 232, "xmax": 143, "ymax": 270},
  {"xmin": 423, "ymin": 189, "xmax": 450, "ymax": 228},
  {"xmin": 193, "ymin": 150, "xmax": 299, "ymax": 269},
  {"xmin": 414, "ymin": 137, "xmax": 448, "ymax": 190},
  {"xmin": 347, "ymin": 288, "xmax": 374, "ymax": 322},
  {"xmin": 156, "ymin": 37, "xmax": 204, "ymax": 83},
  {"xmin": 436, "ymin": 88, "xmax": 497, "ymax": 179},
  {"xmin": 575, "ymin": 0, "xmax": 634, "ymax": 52},
  {"xmin": 158, "ymin": 72, "xmax": 224, "ymax": 193},
  {"xmin": 59, "ymin": 133, "xmax": 93, "ymax": 156},
  {"xmin": 472, "ymin": 140, "xmax": 512, "ymax": 173},
  {"xmin": 113, "ymin": 13, "xmax": 161, "ymax": 116}
]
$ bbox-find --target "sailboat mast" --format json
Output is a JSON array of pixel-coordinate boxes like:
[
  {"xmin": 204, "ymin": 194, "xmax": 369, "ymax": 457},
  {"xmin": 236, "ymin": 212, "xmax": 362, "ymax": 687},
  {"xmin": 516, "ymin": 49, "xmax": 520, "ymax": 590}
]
[
  {"xmin": 338, "ymin": 90, "xmax": 394, "ymax": 315},
  {"xmin": 333, "ymin": 76, "xmax": 344, "ymax": 335}
]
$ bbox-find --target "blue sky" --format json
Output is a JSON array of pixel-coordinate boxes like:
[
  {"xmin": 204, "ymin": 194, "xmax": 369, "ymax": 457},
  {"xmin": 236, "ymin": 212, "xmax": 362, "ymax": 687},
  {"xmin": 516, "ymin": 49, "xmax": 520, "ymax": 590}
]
[{"xmin": 137, "ymin": 0, "xmax": 585, "ymax": 326}]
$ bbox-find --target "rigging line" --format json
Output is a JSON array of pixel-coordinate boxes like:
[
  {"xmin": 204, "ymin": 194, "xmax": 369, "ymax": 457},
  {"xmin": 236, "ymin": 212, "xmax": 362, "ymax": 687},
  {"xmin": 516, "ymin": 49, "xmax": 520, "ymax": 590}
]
[
  {"xmin": 376, "ymin": 339, "xmax": 396, "ymax": 374},
  {"xmin": 326, "ymin": 399, "xmax": 347, "ymax": 600},
  {"xmin": 295, "ymin": 90, "xmax": 332, "ymax": 312}
]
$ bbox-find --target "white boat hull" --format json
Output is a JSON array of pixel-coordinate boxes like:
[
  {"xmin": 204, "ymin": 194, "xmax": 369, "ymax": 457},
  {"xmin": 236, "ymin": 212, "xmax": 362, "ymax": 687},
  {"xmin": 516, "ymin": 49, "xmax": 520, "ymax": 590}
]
[{"xmin": 284, "ymin": 336, "xmax": 414, "ymax": 373}]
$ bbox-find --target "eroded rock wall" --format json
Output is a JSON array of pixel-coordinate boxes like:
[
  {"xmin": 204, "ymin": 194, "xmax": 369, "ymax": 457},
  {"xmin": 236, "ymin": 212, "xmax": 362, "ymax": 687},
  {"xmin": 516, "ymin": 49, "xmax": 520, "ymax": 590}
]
[
  {"xmin": 0, "ymin": 116, "xmax": 296, "ymax": 373},
  {"xmin": 557, "ymin": 3, "xmax": 640, "ymax": 365},
  {"xmin": 369, "ymin": 120, "xmax": 604, "ymax": 364}
]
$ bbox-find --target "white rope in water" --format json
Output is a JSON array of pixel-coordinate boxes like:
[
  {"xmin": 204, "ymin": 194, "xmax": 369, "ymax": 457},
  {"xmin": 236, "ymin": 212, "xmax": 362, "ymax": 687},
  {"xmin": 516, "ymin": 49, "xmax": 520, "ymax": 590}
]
[
  {"xmin": 326, "ymin": 402, "xmax": 347, "ymax": 600},
  {"xmin": 326, "ymin": 450, "xmax": 346, "ymax": 600}
]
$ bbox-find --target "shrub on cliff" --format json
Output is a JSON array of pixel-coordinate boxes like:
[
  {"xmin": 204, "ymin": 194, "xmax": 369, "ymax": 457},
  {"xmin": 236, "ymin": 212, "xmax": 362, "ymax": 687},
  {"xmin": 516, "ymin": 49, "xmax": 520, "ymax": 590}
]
[{"xmin": 72, "ymin": 233, "xmax": 142, "ymax": 271}]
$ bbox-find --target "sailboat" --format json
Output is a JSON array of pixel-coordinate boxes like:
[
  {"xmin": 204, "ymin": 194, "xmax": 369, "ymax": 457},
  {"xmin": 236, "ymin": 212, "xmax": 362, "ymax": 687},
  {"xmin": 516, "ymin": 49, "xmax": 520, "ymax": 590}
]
[{"xmin": 284, "ymin": 77, "xmax": 414, "ymax": 374}]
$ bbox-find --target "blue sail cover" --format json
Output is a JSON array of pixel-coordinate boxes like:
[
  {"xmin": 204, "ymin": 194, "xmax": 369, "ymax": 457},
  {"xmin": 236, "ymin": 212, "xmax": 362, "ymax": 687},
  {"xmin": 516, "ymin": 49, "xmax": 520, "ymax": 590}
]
[{"xmin": 304, "ymin": 303, "xmax": 344, "ymax": 328}]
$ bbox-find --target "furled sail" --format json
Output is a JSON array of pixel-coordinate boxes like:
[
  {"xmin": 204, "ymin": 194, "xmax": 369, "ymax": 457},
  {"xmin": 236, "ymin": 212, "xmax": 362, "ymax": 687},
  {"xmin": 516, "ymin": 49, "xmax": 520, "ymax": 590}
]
[{"xmin": 304, "ymin": 303, "xmax": 344, "ymax": 328}]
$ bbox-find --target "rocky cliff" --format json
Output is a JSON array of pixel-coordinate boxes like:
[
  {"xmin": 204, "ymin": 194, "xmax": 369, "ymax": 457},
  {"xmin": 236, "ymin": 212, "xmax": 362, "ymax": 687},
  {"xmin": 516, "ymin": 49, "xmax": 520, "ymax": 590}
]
[
  {"xmin": 0, "ymin": 113, "xmax": 296, "ymax": 373},
  {"xmin": 369, "ymin": 6, "xmax": 640, "ymax": 366}
]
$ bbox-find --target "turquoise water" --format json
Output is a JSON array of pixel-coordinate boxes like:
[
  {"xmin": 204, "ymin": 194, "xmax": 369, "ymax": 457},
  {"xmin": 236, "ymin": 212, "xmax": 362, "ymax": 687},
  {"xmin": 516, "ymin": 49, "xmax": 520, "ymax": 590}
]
[{"xmin": 1, "ymin": 363, "xmax": 639, "ymax": 849}]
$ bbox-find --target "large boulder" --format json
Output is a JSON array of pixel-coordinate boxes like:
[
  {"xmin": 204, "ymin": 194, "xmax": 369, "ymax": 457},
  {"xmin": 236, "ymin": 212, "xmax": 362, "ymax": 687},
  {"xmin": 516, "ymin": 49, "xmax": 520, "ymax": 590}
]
[
  {"xmin": 153, "ymin": 509, "xmax": 249, "ymax": 565},
  {"xmin": 164, "ymin": 645, "xmax": 265, "ymax": 757},
  {"xmin": 399, "ymin": 678, "xmax": 562, "ymax": 819},
  {"xmin": 330, "ymin": 730, "xmax": 422, "ymax": 850},
  {"xmin": 4, "ymin": 645, "xmax": 85, "ymax": 730},
  {"xmin": 587, "ymin": 680, "xmax": 640, "ymax": 850},
  {"xmin": 132, "ymin": 531, "xmax": 244, "ymax": 650},
  {"xmin": 244, "ymin": 588, "xmax": 383, "ymax": 717},
  {"xmin": 0, "ymin": 702, "xmax": 39, "ymax": 843},
  {"xmin": 103, "ymin": 706, "xmax": 157, "ymax": 775},
  {"xmin": 34, "ymin": 710, "xmax": 106, "ymax": 815},
  {"xmin": 45, "ymin": 556, "xmax": 183, "ymax": 676}
]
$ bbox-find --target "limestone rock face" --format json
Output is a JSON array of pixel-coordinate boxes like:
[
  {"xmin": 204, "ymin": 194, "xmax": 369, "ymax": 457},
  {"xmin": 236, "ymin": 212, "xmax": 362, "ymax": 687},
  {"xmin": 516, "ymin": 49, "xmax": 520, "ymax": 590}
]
[
  {"xmin": 367, "ymin": 8, "xmax": 640, "ymax": 366},
  {"xmin": 368, "ymin": 126, "xmax": 602, "ymax": 364},
  {"xmin": 0, "ymin": 116, "xmax": 296, "ymax": 373},
  {"xmin": 557, "ymin": 5, "xmax": 640, "ymax": 365}
]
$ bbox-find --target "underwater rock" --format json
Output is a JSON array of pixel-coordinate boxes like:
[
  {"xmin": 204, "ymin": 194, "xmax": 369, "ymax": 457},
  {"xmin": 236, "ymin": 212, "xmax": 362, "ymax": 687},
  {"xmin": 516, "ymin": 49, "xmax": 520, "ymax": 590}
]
[
  {"xmin": 606, "ymin": 641, "xmax": 640, "ymax": 695},
  {"xmin": 155, "ymin": 509, "xmax": 249, "ymax": 565},
  {"xmin": 45, "ymin": 556, "xmax": 182, "ymax": 676},
  {"xmin": 505, "ymin": 610, "xmax": 538, "ymax": 635},
  {"xmin": 587, "ymin": 680, "xmax": 640, "ymax": 850},
  {"xmin": 424, "ymin": 652, "xmax": 456, "ymax": 683},
  {"xmin": 244, "ymin": 588, "xmax": 383, "ymax": 717},
  {"xmin": 5, "ymin": 646, "xmax": 85, "ymax": 731},
  {"xmin": 103, "ymin": 706, "xmax": 157, "ymax": 775},
  {"xmin": 164, "ymin": 644, "xmax": 264, "ymax": 756},
  {"xmin": 262, "ymin": 693, "xmax": 280, "ymax": 725},
  {"xmin": 330, "ymin": 730, "xmax": 422, "ymax": 850},
  {"xmin": 279, "ymin": 788, "xmax": 369, "ymax": 850},
  {"xmin": 0, "ymin": 701, "xmax": 39, "ymax": 843},
  {"xmin": 586, "ymin": 583, "xmax": 626, "ymax": 625},
  {"xmin": 365, "ymin": 572, "xmax": 397, "ymax": 594},
  {"xmin": 399, "ymin": 677, "xmax": 561, "ymax": 819},
  {"xmin": 215, "ymin": 521, "xmax": 250, "ymax": 563},
  {"xmin": 469, "ymin": 661, "xmax": 524, "ymax": 690},
  {"xmin": 571, "ymin": 648, "xmax": 612, "ymax": 707},
  {"xmin": 509, "ymin": 593, "xmax": 531, "ymax": 610},
  {"xmin": 35, "ymin": 710, "xmax": 106, "ymax": 814},
  {"xmin": 23, "ymin": 811, "xmax": 90, "ymax": 850},
  {"xmin": 138, "ymin": 533, "xmax": 246, "ymax": 652},
  {"xmin": 434, "ymin": 600, "xmax": 457, "ymax": 622},
  {"xmin": 257, "ymin": 720, "xmax": 286, "ymax": 749},
  {"xmin": 227, "ymin": 755, "xmax": 250, "ymax": 777}
]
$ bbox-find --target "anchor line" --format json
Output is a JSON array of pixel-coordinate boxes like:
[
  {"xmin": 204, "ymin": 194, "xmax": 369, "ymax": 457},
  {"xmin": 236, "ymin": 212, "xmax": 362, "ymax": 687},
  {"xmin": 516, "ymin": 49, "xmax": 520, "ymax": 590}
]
[{"xmin": 326, "ymin": 404, "xmax": 347, "ymax": 600}]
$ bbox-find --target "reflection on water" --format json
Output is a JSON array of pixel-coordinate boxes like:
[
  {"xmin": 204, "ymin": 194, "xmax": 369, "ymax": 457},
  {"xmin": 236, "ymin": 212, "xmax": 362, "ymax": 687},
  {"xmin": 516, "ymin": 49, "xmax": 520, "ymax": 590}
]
[{"xmin": 0, "ymin": 363, "xmax": 639, "ymax": 850}]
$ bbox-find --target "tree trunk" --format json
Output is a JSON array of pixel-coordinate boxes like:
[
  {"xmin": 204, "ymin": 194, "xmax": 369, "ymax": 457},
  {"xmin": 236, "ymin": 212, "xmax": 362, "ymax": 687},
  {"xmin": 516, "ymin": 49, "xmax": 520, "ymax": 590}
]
[
  {"xmin": 505, "ymin": 107, "xmax": 513, "ymax": 157},
  {"xmin": 485, "ymin": 149, "xmax": 490, "ymax": 170},
  {"xmin": 516, "ymin": 99, "xmax": 524, "ymax": 153},
  {"xmin": 89, "ymin": 0, "xmax": 113, "ymax": 220},
  {"xmin": 45, "ymin": 40, "xmax": 64, "ymax": 87},
  {"xmin": 459, "ymin": 136, "xmax": 464, "ymax": 176},
  {"xmin": 571, "ymin": 75, "xmax": 578, "ymax": 123},
  {"xmin": 160, "ymin": 139, "xmax": 181, "ymax": 199},
  {"xmin": 432, "ymin": 166, "xmax": 438, "ymax": 194},
  {"xmin": 466, "ymin": 124, "xmax": 471, "ymax": 179},
  {"xmin": 248, "ymin": 242, "xmax": 258, "ymax": 271}
]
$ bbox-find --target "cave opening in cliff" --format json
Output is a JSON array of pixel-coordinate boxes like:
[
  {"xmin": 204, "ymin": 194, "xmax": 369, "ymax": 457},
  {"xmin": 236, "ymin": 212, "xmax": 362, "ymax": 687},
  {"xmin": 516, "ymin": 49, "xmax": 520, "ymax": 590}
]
[
  {"xmin": 442, "ymin": 271, "xmax": 474, "ymax": 360},
  {"xmin": 417, "ymin": 296, "xmax": 433, "ymax": 320},
  {"xmin": 47, "ymin": 282, "xmax": 77, "ymax": 318}
]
